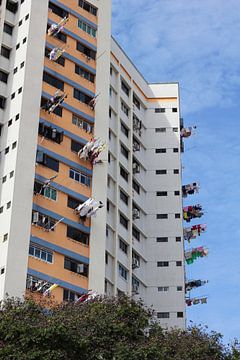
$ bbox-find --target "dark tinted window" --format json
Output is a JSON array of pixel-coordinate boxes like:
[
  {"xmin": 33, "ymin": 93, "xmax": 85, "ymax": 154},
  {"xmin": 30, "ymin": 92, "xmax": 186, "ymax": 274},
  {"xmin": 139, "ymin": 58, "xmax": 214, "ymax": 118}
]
[
  {"xmin": 71, "ymin": 139, "xmax": 83, "ymax": 153},
  {"xmin": 0, "ymin": 70, "xmax": 9, "ymax": 84},
  {"xmin": 43, "ymin": 72, "xmax": 64, "ymax": 90},
  {"xmin": 1, "ymin": 46, "xmax": 11, "ymax": 59},
  {"xmin": 79, "ymin": 0, "xmax": 97, "ymax": 15},
  {"xmin": 67, "ymin": 196, "xmax": 81, "ymax": 210},
  {"xmin": 67, "ymin": 226, "xmax": 89, "ymax": 245},
  {"xmin": 6, "ymin": 0, "xmax": 18, "ymax": 13},
  {"xmin": 73, "ymin": 88, "xmax": 92, "ymax": 105},
  {"xmin": 3, "ymin": 23, "xmax": 13, "ymax": 35},
  {"xmin": 76, "ymin": 41, "xmax": 96, "ymax": 60},
  {"xmin": 49, "ymin": 2, "xmax": 68, "ymax": 17}
]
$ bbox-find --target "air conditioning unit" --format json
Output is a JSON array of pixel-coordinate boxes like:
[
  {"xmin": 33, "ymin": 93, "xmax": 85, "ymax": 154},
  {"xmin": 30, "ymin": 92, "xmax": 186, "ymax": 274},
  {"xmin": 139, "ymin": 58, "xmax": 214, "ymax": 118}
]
[
  {"xmin": 77, "ymin": 264, "xmax": 84, "ymax": 274},
  {"xmin": 132, "ymin": 258, "xmax": 140, "ymax": 269},
  {"xmin": 32, "ymin": 212, "xmax": 39, "ymax": 224},
  {"xmin": 133, "ymin": 163, "xmax": 140, "ymax": 174},
  {"xmin": 132, "ymin": 284, "xmax": 139, "ymax": 294},
  {"xmin": 132, "ymin": 208, "xmax": 140, "ymax": 220}
]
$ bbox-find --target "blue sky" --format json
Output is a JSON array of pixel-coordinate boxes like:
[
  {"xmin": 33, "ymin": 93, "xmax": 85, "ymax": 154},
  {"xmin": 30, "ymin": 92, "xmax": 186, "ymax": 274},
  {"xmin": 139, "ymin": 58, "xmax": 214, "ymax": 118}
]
[{"xmin": 112, "ymin": 0, "xmax": 240, "ymax": 342}]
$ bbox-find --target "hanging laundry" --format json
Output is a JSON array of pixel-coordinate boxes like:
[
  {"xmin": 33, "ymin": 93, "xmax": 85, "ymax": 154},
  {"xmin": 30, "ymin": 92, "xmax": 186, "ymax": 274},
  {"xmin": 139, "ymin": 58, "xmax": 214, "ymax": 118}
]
[
  {"xmin": 78, "ymin": 138, "xmax": 106, "ymax": 164},
  {"xmin": 185, "ymin": 297, "xmax": 208, "ymax": 306},
  {"xmin": 49, "ymin": 47, "xmax": 65, "ymax": 61},
  {"xmin": 180, "ymin": 126, "xmax": 196, "ymax": 138},
  {"xmin": 77, "ymin": 290, "xmax": 97, "ymax": 303},
  {"xmin": 183, "ymin": 224, "xmax": 207, "ymax": 242},
  {"xmin": 183, "ymin": 204, "xmax": 203, "ymax": 222},
  {"xmin": 182, "ymin": 182, "xmax": 200, "ymax": 197},
  {"xmin": 75, "ymin": 198, "xmax": 104, "ymax": 219},
  {"xmin": 42, "ymin": 90, "xmax": 67, "ymax": 114},
  {"xmin": 43, "ymin": 284, "xmax": 59, "ymax": 297},
  {"xmin": 185, "ymin": 280, "xmax": 208, "ymax": 291},
  {"xmin": 48, "ymin": 17, "xmax": 68, "ymax": 37},
  {"xmin": 185, "ymin": 246, "xmax": 208, "ymax": 264},
  {"xmin": 88, "ymin": 94, "xmax": 99, "ymax": 110}
]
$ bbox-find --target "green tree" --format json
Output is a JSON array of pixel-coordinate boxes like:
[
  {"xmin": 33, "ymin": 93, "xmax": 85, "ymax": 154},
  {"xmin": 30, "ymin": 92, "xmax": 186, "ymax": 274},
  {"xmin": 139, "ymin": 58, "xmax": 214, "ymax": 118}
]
[{"xmin": 0, "ymin": 296, "xmax": 238, "ymax": 360}]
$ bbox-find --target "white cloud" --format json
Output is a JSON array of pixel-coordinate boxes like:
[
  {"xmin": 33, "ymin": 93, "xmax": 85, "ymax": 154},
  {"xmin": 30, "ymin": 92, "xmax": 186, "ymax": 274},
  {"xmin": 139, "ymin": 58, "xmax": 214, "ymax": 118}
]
[{"xmin": 112, "ymin": 0, "xmax": 240, "ymax": 113}]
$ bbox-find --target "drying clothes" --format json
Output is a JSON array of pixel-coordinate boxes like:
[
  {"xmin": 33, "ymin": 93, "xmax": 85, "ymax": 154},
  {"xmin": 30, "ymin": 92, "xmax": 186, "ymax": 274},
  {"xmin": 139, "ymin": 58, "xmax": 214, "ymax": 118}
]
[
  {"xmin": 180, "ymin": 126, "xmax": 196, "ymax": 138},
  {"xmin": 185, "ymin": 297, "xmax": 208, "ymax": 306},
  {"xmin": 184, "ymin": 224, "xmax": 206, "ymax": 242},
  {"xmin": 185, "ymin": 280, "xmax": 208, "ymax": 291},
  {"xmin": 78, "ymin": 138, "xmax": 106, "ymax": 164},
  {"xmin": 182, "ymin": 182, "xmax": 200, "ymax": 197},
  {"xmin": 43, "ymin": 284, "xmax": 59, "ymax": 297},
  {"xmin": 48, "ymin": 17, "xmax": 68, "ymax": 37},
  {"xmin": 183, "ymin": 204, "xmax": 203, "ymax": 222},
  {"xmin": 42, "ymin": 90, "xmax": 67, "ymax": 113},
  {"xmin": 75, "ymin": 198, "xmax": 104, "ymax": 218},
  {"xmin": 77, "ymin": 290, "xmax": 97, "ymax": 303},
  {"xmin": 49, "ymin": 47, "xmax": 65, "ymax": 61},
  {"xmin": 88, "ymin": 94, "xmax": 99, "ymax": 110},
  {"xmin": 185, "ymin": 246, "xmax": 208, "ymax": 264}
]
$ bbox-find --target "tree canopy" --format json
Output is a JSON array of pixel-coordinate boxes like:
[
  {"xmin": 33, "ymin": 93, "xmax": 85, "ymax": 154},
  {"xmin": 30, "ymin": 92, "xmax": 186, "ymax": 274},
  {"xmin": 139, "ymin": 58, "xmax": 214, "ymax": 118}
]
[{"xmin": 0, "ymin": 296, "xmax": 238, "ymax": 360}]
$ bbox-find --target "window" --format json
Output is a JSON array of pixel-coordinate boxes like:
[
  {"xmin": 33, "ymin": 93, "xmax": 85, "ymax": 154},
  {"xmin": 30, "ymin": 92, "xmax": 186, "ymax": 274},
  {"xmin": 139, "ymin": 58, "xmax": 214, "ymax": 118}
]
[
  {"xmin": 72, "ymin": 115, "xmax": 93, "ymax": 133},
  {"xmin": 174, "ymin": 191, "xmax": 180, "ymax": 196},
  {"xmin": 11, "ymin": 93, "xmax": 15, "ymax": 100},
  {"xmin": 38, "ymin": 123, "xmax": 64, "ymax": 144},
  {"xmin": 34, "ymin": 181, "xmax": 57, "ymax": 200},
  {"xmin": 157, "ymin": 214, "xmax": 168, "ymax": 219},
  {"xmin": 49, "ymin": 2, "xmax": 68, "ymax": 18},
  {"xmin": 12, "ymin": 141, "xmax": 17, "ymax": 149},
  {"xmin": 63, "ymin": 289, "xmax": 79, "ymax": 302},
  {"xmin": 177, "ymin": 312, "xmax": 184, "ymax": 318},
  {"xmin": 45, "ymin": 47, "xmax": 65, "ymax": 66},
  {"xmin": 78, "ymin": 0, "xmax": 97, "ymax": 16},
  {"xmin": 29, "ymin": 244, "xmax": 53, "ymax": 263},
  {"xmin": 43, "ymin": 72, "xmax": 64, "ymax": 91},
  {"xmin": 19, "ymin": 19, "xmax": 23, "ymax": 26},
  {"xmin": 121, "ymin": 102, "xmax": 129, "ymax": 117},
  {"xmin": 106, "ymin": 200, "xmax": 110, "ymax": 212},
  {"xmin": 41, "ymin": 97, "xmax": 62, "ymax": 116},
  {"xmin": 157, "ymin": 262, "xmax": 169, "ymax": 267},
  {"xmin": 1, "ymin": 46, "xmax": 11, "ymax": 59},
  {"xmin": 75, "ymin": 64, "xmax": 94, "ymax": 83},
  {"xmin": 174, "ymin": 169, "xmax": 179, "ymax": 174},
  {"xmin": 119, "ymin": 238, "xmax": 128, "ymax": 254},
  {"xmin": 155, "ymin": 128, "xmax": 166, "ymax": 133},
  {"xmin": 105, "ymin": 252, "xmax": 108, "ymax": 264},
  {"xmin": 3, "ymin": 233, "xmax": 8, "ymax": 242},
  {"xmin": 158, "ymin": 286, "xmax": 169, "ymax": 292},
  {"xmin": 119, "ymin": 264, "xmax": 128, "ymax": 280},
  {"xmin": 67, "ymin": 196, "xmax": 81, "ymax": 210},
  {"xmin": 155, "ymin": 108, "xmax": 165, "ymax": 113},
  {"xmin": 71, "ymin": 139, "xmax": 83, "ymax": 153},
  {"xmin": 120, "ymin": 213, "xmax": 128, "ymax": 229},
  {"xmin": 0, "ymin": 70, "xmax": 9, "ymax": 83},
  {"xmin": 132, "ymin": 226, "xmax": 140, "ymax": 241},
  {"xmin": 132, "ymin": 180, "xmax": 140, "ymax": 194},
  {"xmin": 0, "ymin": 206, "xmax": 3, "ymax": 214},
  {"xmin": 120, "ymin": 166, "xmax": 128, "ymax": 182},
  {"xmin": 121, "ymin": 122, "xmax": 129, "ymax": 137},
  {"xmin": 120, "ymin": 190, "xmax": 128, "ymax": 205},
  {"xmin": 67, "ymin": 226, "xmax": 89, "ymax": 245},
  {"xmin": 173, "ymin": 127, "xmax": 178, "ymax": 132},
  {"xmin": 176, "ymin": 261, "xmax": 182, "ymax": 266},
  {"xmin": 16, "ymin": 43, "xmax": 20, "ymax": 50},
  {"xmin": 176, "ymin": 237, "xmax": 181, "ymax": 242},
  {"xmin": 3, "ymin": 23, "xmax": 13, "ymax": 35},
  {"xmin": 173, "ymin": 148, "xmax": 179, "ymax": 153},
  {"xmin": 32, "ymin": 211, "xmax": 56, "ymax": 231},
  {"xmin": 175, "ymin": 214, "xmax": 181, "ymax": 219},
  {"xmin": 20, "ymin": 61, "xmax": 24, "ymax": 68},
  {"xmin": 7, "ymin": 201, "xmax": 11, "ymax": 209},
  {"xmin": 5, "ymin": 147, "xmax": 9, "ymax": 154},
  {"xmin": 13, "ymin": 67, "xmax": 18, "ymax": 74},
  {"xmin": 0, "ymin": 268, "xmax": 5, "ymax": 275},
  {"xmin": 15, "ymin": 113, "xmax": 20, "ymax": 121},
  {"xmin": 172, "ymin": 108, "xmax": 178, "ymax": 112},
  {"xmin": 78, "ymin": 19, "xmax": 96, "ymax": 38},
  {"xmin": 9, "ymin": 171, "xmax": 14, "ymax": 178},
  {"xmin": 6, "ymin": 0, "xmax": 18, "ymax": 13},
  {"xmin": 133, "ymin": 94, "xmax": 140, "ymax": 110},
  {"xmin": 76, "ymin": 41, "xmax": 96, "ymax": 60},
  {"xmin": 23, "ymin": 37, "xmax": 27, "ymax": 44},
  {"xmin": 121, "ymin": 80, "xmax": 130, "ymax": 96},
  {"xmin": 18, "ymin": 87, "xmax": 22, "ymax": 94},
  {"xmin": 36, "ymin": 151, "xmax": 59, "ymax": 172},
  {"xmin": 156, "ymin": 169, "xmax": 167, "ymax": 175},
  {"xmin": 157, "ymin": 312, "xmax": 169, "ymax": 319},
  {"xmin": 52, "ymin": 29, "xmax": 66, "ymax": 43},
  {"xmin": 157, "ymin": 237, "xmax": 168, "ymax": 243},
  {"xmin": 156, "ymin": 191, "xmax": 168, "ymax": 196},
  {"xmin": 69, "ymin": 168, "xmax": 91, "ymax": 187},
  {"xmin": 25, "ymin": 14, "xmax": 29, "ymax": 20},
  {"xmin": 64, "ymin": 257, "xmax": 88, "ymax": 277},
  {"xmin": 120, "ymin": 144, "xmax": 129, "ymax": 159},
  {"xmin": 106, "ymin": 225, "xmax": 109, "ymax": 237},
  {"xmin": 73, "ymin": 88, "xmax": 92, "ymax": 105},
  {"xmin": 156, "ymin": 148, "xmax": 166, "ymax": 153},
  {"xmin": 2, "ymin": 176, "xmax": 7, "ymax": 183},
  {"xmin": 177, "ymin": 286, "xmax": 183, "ymax": 291}
]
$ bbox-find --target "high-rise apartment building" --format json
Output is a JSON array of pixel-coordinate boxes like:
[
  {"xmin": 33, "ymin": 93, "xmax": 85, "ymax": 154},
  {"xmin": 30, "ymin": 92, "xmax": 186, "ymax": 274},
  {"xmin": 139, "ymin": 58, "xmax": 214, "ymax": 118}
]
[{"xmin": 0, "ymin": 0, "xmax": 186, "ymax": 329}]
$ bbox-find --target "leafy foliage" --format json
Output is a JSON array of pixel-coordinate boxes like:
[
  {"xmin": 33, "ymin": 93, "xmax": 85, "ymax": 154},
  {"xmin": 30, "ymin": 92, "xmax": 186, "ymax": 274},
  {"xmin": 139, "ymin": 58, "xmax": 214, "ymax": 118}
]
[{"xmin": 0, "ymin": 296, "xmax": 238, "ymax": 360}]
